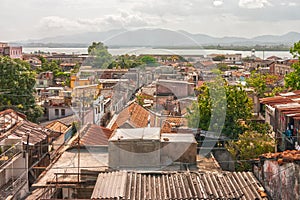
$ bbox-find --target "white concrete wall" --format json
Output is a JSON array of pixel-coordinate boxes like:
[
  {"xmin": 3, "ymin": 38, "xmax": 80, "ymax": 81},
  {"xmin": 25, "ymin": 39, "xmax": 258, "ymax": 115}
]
[{"xmin": 48, "ymin": 107, "xmax": 73, "ymax": 120}]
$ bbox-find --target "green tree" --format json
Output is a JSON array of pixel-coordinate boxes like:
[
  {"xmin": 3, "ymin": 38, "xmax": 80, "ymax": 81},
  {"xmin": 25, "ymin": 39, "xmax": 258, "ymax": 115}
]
[
  {"xmin": 87, "ymin": 42, "xmax": 113, "ymax": 68},
  {"xmin": 217, "ymin": 63, "xmax": 230, "ymax": 71},
  {"xmin": 246, "ymin": 71, "xmax": 278, "ymax": 97},
  {"xmin": 285, "ymin": 41, "xmax": 300, "ymax": 90},
  {"xmin": 139, "ymin": 55, "xmax": 158, "ymax": 67},
  {"xmin": 212, "ymin": 55, "xmax": 225, "ymax": 61},
  {"xmin": 187, "ymin": 79, "xmax": 252, "ymax": 139},
  {"xmin": 0, "ymin": 56, "xmax": 43, "ymax": 122},
  {"xmin": 227, "ymin": 131, "xmax": 275, "ymax": 171}
]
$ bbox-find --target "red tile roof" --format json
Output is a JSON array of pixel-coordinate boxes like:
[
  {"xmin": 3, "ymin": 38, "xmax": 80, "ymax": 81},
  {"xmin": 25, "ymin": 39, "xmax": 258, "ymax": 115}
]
[
  {"xmin": 261, "ymin": 150, "xmax": 300, "ymax": 163},
  {"xmin": 111, "ymin": 103, "xmax": 150, "ymax": 130}
]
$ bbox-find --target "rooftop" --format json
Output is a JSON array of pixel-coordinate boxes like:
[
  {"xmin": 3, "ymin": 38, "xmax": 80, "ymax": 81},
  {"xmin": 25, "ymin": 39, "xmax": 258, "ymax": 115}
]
[
  {"xmin": 80, "ymin": 124, "xmax": 113, "ymax": 146},
  {"xmin": 260, "ymin": 150, "xmax": 300, "ymax": 163},
  {"xmin": 33, "ymin": 148, "xmax": 108, "ymax": 187},
  {"xmin": 110, "ymin": 102, "xmax": 150, "ymax": 130},
  {"xmin": 91, "ymin": 171, "xmax": 268, "ymax": 200},
  {"xmin": 109, "ymin": 127, "xmax": 161, "ymax": 141}
]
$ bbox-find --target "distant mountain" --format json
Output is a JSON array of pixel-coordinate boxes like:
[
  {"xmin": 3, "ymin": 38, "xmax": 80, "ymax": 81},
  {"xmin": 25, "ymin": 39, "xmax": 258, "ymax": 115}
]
[{"xmin": 17, "ymin": 28, "xmax": 300, "ymax": 47}]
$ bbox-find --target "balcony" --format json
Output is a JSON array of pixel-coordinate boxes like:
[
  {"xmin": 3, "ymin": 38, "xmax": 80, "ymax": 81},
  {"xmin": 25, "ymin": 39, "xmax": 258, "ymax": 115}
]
[
  {"xmin": 0, "ymin": 172, "xmax": 27, "ymax": 200},
  {"xmin": 0, "ymin": 143, "xmax": 22, "ymax": 168}
]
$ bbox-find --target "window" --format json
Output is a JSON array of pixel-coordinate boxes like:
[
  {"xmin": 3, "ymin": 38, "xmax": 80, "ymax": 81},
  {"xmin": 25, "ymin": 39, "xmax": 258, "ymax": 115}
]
[
  {"xmin": 55, "ymin": 109, "xmax": 59, "ymax": 116},
  {"xmin": 61, "ymin": 109, "xmax": 65, "ymax": 116}
]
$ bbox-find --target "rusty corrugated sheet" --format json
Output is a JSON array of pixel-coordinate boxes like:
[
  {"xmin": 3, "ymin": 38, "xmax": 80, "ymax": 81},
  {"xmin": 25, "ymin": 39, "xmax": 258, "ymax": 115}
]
[{"xmin": 91, "ymin": 171, "xmax": 267, "ymax": 200}]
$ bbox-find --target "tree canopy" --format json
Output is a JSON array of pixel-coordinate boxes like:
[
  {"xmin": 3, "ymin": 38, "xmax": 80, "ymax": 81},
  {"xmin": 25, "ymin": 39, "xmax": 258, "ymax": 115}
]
[
  {"xmin": 285, "ymin": 41, "xmax": 300, "ymax": 90},
  {"xmin": 187, "ymin": 78, "xmax": 252, "ymax": 139},
  {"xmin": 227, "ymin": 130, "xmax": 275, "ymax": 171},
  {"xmin": 86, "ymin": 42, "xmax": 113, "ymax": 68},
  {"xmin": 0, "ymin": 56, "xmax": 43, "ymax": 122},
  {"xmin": 246, "ymin": 71, "xmax": 278, "ymax": 97}
]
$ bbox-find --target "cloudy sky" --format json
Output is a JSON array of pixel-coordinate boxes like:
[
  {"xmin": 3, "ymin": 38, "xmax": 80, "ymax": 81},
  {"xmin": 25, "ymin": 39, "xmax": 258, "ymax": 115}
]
[{"xmin": 1, "ymin": 0, "xmax": 300, "ymax": 41}]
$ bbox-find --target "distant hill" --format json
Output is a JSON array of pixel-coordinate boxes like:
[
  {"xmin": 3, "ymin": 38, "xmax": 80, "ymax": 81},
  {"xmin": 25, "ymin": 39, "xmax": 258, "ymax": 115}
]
[{"xmin": 16, "ymin": 28, "xmax": 300, "ymax": 47}]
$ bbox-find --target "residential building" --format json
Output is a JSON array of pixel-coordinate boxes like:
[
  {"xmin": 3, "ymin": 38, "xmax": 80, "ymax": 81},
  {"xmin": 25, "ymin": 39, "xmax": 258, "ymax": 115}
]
[
  {"xmin": 0, "ymin": 109, "xmax": 50, "ymax": 199},
  {"xmin": 260, "ymin": 90, "xmax": 300, "ymax": 151},
  {"xmin": 253, "ymin": 150, "xmax": 300, "ymax": 200},
  {"xmin": 0, "ymin": 42, "xmax": 22, "ymax": 59},
  {"xmin": 108, "ymin": 127, "xmax": 197, "ymax": 170},
  {"xmin": 44, "ymin": 96, "xmax": 73, "ymax": 121}
]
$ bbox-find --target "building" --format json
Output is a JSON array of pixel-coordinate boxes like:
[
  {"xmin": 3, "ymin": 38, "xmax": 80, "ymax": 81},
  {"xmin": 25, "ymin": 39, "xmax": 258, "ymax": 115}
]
[
  {"xmin": 253, "ymin": 150, "xmax": 300, "ymax": 200},
  {"xmin": 0, "ymin": 42, "xmax": 22, "ymax": 59},
  {"xmin": 0, "ymin": 109, "xmax": 51, "ymax": 199},
  {"xmin": 260, "ymin": 90, "xmax": 300, "ymax": 151},
  {"xmin": 272, "ymin": 59, "xmax": 297, "ymax": 75},
  {"xmin": 108, "ymin": 127, "xmax": 197, "ymax": 170},
  {"xmin": 44, "ymin": 96, "xmax": 73, "ymax": 121}
]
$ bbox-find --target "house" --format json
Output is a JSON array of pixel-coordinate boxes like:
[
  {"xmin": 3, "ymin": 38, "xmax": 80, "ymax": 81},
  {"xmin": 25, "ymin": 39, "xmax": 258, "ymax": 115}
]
[
  {"xmin": 0, "ymin": 42, "xmax": 22, "ymax": 59},
  {"xmin": 260, "ymin": 90, "xmax": 300, "ymax": 151},
  {"xmin": 45, "ymin": 121, "xmax": 76, "ymax": 156},
  {"xmin": 27, "ymin": 125, "xmax": 111, "ymax": 199},
  {"xmin": 107, "ymin": 102, "xmax": 151, "ymax": 131},
  {"xmin": 253, "ymin": 150, "xmax": 300, "ymax": 200},
  {"xmin": 0, "ymin": 109, "xmax": 51, "ymax": 199},
  {"xmin": 108, "ymin": 127, "xmax": 197, "ymax": 170},
  {"xmin": 44, "ymin": 96, "xmax": 73, "ymax": 121},
  {"xmin": 272, "ymin": 59, "xmax": 297, "ymax": 75}
]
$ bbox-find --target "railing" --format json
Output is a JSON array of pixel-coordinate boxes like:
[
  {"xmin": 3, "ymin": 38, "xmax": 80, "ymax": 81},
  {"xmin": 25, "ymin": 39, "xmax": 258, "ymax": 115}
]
[
  {"xmin": 0, "ymin": 172, "xmax": 27, "ymax": 200},
  {"xmin": 0, "ymin": 142, "xmax": 22, "ymax": 168}
]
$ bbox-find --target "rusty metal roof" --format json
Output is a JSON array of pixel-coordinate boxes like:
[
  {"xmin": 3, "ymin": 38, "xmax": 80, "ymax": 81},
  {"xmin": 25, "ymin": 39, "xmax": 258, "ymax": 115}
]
[
  {"xmin": 91, "ymin": 171, "xmax": 268, "ymax": 200},
  {"xmin": 45, "ymin": 121, "xmax": 69, "ymax": 134},
  {"xmin": 260, "ymin": 91, "xmax": 300, "ymax": 119},
  {"xmin": 81, "ymin": 124, "xmax": 113, "ymax": 146},
  {"xmin": 0, "ymin": 109, "xmax": 50, "ymax": 145}
]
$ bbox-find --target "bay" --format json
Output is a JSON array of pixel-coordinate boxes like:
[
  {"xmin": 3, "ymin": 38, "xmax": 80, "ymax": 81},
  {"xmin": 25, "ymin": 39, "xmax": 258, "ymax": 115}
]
[{"xmin": 22, "ymin": 47, "xmax": 292, "ymax": 59}]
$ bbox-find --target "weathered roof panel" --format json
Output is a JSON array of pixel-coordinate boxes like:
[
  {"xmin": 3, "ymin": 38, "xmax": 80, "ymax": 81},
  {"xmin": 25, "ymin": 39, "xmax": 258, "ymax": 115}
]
[{"xmin": 91, "ymin": 171, "xmax": 268, "ymax": 200}]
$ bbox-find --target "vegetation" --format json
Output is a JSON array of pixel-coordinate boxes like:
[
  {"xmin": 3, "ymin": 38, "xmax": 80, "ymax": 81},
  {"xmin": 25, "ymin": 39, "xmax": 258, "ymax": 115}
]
[
  {"xmin": 0, "ymin": 56, "xmax": 43, "ymax": 122},
  {"xmin": 246, "ymin": 71, "xmax": 278, "ymax": 97},
  {"xmin": 187, "ymin": 78, "xmax": 252, "ymax": 139},
  {"xmin": 217, "ymin": 63, "xmax": 230, "ymax": 71},
  {"xmin": 227, "ymin": 130, "xmax": 275, "ymax": 171},
  {"xmin": 36, "ymin": 56, "xmax": 72, "ymax": 87},
  {"xmin": 86, "ymin": 42, "xmax": 113, "ymax": 68},
  {"xmin": 285, "ymin": 41, "xmax": 300, "ymax": 90},
  {"xmin": 212, "ymin": 55, "xmax": 225, "ymax": 62}
]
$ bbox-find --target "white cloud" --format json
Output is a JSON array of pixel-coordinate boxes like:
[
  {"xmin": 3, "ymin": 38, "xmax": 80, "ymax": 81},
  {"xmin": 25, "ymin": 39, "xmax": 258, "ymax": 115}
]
[
  {"xmin": 213, "ymin": 0, "xmax": 224, "ymax": 7},
  {"xmin": 38, "ymin": 11, "xmax": 161, "ymax": 35},
  {"xmin": 239, "ymin": 0, "xmax": 271, "ymax": 9}
]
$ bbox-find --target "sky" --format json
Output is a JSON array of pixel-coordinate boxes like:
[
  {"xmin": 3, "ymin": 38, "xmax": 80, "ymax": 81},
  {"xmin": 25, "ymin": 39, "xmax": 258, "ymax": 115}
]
[{"xmin": 1, "ymin": 0, "xmax": 300, "ymax": 41}]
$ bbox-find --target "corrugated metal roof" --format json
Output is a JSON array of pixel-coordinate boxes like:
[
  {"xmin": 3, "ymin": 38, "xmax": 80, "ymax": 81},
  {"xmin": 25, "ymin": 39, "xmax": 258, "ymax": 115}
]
[
  {"xmin": 260, "ymin": 91, "xmax": 300, "ymax": 120},
  {"xmin": 81, "ymin": 124, "xmax": 113, "ymax": 146},
  {"xmin": 91, "ymin": 171, "xmax": 268, "ymax": 200},
  {"xmin": 45, "ymin": 121, "xmax": 69, "ymax": 133}
]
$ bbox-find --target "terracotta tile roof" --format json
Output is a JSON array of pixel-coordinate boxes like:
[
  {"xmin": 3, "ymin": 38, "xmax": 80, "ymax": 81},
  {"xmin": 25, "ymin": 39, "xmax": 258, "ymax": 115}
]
[
  {"xmin": 45, "ymin": 121, "xmax": 69, "ymax": 134},
  {"xmin": 261, "ymin": 150, "xmax": 300, "ymax": 163},
  {"xmin": 111, "ymin": 103, "xmax": 150, "ymax": 130},
  {"xmin": 161, "ymin": 121, "xmax": 173, "ymax": 133},
  {"xmin": 81, "ymin": 124, "xmax": 113, "ymax": 146}
]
